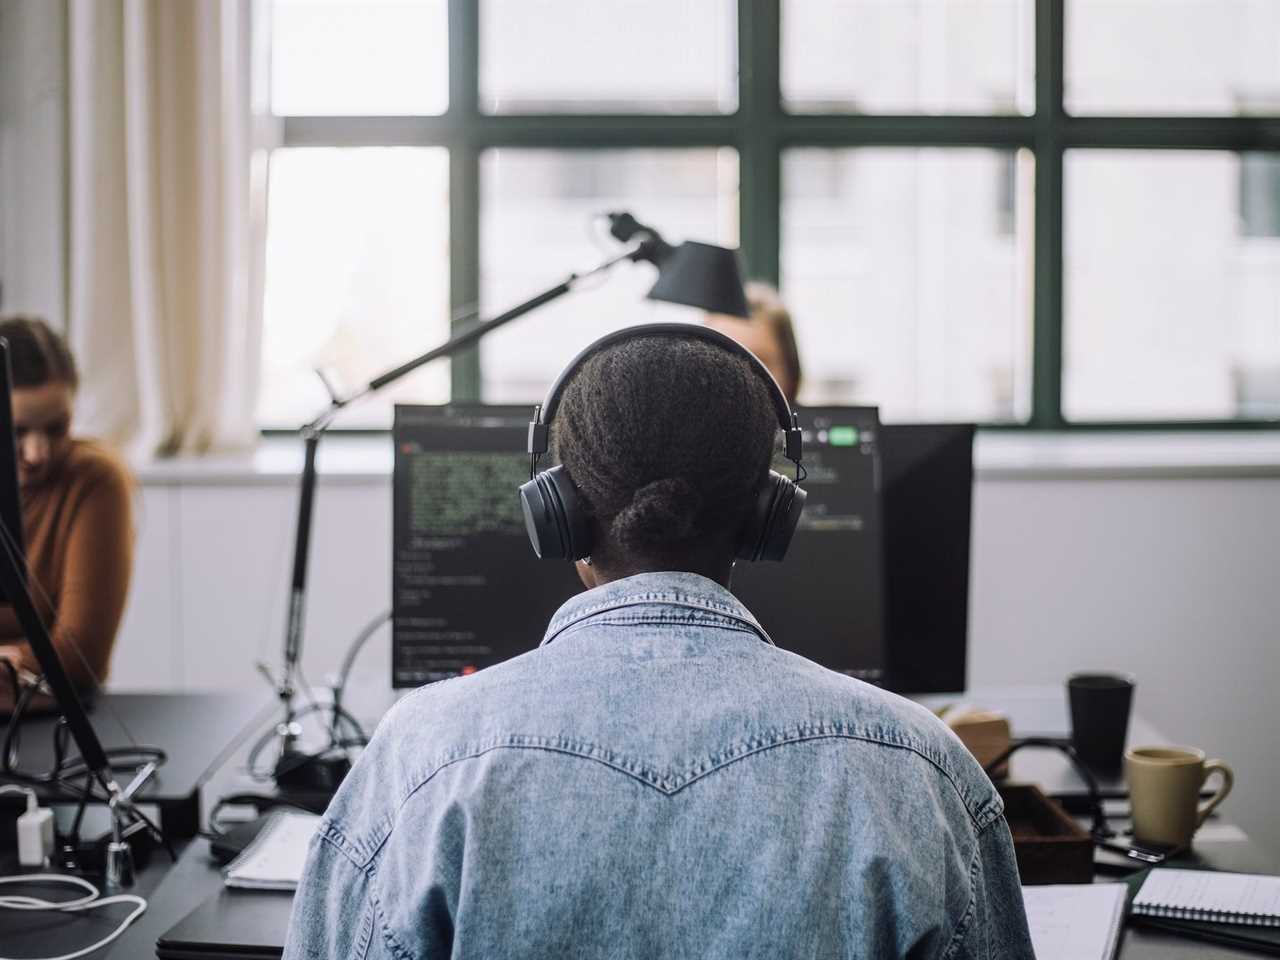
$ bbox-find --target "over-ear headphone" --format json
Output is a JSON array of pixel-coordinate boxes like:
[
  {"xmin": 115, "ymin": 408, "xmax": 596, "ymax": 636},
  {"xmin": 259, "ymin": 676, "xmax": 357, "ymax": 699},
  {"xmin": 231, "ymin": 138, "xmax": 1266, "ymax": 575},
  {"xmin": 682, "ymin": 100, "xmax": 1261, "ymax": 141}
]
[{"xmin": 518, "ymin": 322, "xmax": 806, "ymax": 563}]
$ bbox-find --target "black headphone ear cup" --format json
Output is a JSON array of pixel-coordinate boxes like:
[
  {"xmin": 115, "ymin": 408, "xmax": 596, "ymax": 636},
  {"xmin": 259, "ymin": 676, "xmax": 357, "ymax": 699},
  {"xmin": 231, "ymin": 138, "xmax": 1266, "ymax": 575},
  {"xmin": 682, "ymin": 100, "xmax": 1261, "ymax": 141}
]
[
  {"xmin": 737, "ymin": 470, "xmax": 805, "ymax": 562},
  {"xmin": 519, "ymin": 466, "xmax": 591, "ymax": 561},
  {"xmin": 543, "ymin": 465, "xmax": 591, "ymax": 560},
  {"xmin": 736, "ymin": 474, "xmax": 775, "ymax": 562},
  {"xmin": 519, "ymin": 474, "xmax": 560, "ymax": 559},
  {"xmin": 759, "ymin": 476, "xmax": 806, "ymax": 563}
]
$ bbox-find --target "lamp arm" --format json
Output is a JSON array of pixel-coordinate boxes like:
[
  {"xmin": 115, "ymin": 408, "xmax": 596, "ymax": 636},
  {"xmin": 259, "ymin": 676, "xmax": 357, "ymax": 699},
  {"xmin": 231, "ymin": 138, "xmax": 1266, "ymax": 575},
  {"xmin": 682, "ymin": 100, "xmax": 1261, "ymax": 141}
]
[
  {"xmin": 363, "ymin": 244, "xmax": 639, "ymax": 396},
  {"xmin": 270, "ymin": 243, "xmax": 640, "ymax": 778}
]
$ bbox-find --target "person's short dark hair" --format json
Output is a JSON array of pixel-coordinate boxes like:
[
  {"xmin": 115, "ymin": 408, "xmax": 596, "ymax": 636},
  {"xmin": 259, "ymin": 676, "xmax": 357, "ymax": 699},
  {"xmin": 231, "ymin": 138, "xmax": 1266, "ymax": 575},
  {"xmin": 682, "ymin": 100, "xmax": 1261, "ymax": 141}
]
[
  {"xmin": 552, "ymin": 333, "xmax": 778, "ymax": 569},
  {"xmin": 0, "ymin": 315, "xmax": 79, "ymax": 390},
  {"xmin": 746, "ymin": 282, "xmax": 803, "ymax": 404}
]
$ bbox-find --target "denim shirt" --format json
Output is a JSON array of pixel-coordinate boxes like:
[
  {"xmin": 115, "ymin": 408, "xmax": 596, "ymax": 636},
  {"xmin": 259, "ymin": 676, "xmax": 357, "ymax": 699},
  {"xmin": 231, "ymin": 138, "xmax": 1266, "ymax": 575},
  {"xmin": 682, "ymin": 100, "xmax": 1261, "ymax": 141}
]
[{"xmin": 284, "ymin": 572, "xmax": 1034, "ymax": 959}]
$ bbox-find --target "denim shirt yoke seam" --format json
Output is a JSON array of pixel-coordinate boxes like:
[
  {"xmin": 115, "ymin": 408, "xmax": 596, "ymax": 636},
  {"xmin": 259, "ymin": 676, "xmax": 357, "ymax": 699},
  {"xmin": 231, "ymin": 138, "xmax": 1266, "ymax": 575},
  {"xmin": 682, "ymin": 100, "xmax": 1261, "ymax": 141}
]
[{"xmin": 330, "ymin": 723, "xmax": 999, "ymax": 834}]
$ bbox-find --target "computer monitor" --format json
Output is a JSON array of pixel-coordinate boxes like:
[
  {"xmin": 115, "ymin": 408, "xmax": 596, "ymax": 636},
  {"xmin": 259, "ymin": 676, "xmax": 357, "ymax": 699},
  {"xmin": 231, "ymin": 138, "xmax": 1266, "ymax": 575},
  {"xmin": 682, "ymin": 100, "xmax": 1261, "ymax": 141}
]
[
  {"xmin": 392, "ymin": 406, "xmax": 582, "ymax": 686},
  {"xmin": 392, "ymin": 404, "xmax": 887, "ymax": 687},
  {"xmin": 879, "ymin": 423, "xmax": 975, "ymax": 694},
  {"xmin": 727, "ymin": 406, "xmax": 885, "ymax": 682},
  {"xmin": 0, "ymin": 338, "xmax": 26, "ymax": 602}
]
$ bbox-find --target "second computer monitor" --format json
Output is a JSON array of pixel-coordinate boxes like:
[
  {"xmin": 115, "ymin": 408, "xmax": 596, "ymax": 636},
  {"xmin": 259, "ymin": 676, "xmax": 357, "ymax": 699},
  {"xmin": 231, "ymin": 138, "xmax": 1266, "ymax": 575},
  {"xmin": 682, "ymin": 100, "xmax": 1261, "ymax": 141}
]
[{"xmin": 878, "ymin": 423, "xmax": 975, "ymax": 694}]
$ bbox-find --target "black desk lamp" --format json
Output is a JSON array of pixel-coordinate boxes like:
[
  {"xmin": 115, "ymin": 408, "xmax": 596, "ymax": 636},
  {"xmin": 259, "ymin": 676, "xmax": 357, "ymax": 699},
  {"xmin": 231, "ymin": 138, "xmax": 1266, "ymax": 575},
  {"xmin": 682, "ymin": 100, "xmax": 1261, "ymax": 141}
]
[{"xmin": 264, "ymin": 212, "xmax": 749, "ymax": 789}]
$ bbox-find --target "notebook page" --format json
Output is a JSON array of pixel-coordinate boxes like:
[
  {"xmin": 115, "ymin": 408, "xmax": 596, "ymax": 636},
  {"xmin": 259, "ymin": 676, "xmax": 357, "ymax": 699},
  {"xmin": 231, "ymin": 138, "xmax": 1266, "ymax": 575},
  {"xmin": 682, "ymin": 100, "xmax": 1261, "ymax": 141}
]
[
  {"xmin": 1134, "ymin": 869, "xmax": 1280, "ymax": 918},
  {"xmin": 224, "ymin": 811, "xmax": 321, "ymax": 890},
  {"xmin": 1022, "ymin": 883, "xmax": 1127, "ymax": 960}
]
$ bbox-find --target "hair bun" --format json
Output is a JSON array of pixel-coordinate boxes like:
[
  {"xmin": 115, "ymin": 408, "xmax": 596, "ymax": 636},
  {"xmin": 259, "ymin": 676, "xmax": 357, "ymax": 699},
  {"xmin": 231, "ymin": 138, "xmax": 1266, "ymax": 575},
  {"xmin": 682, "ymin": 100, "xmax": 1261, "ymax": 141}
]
[{"xmin": 610, "ymin": 477, "xmax": 702, "ymax": 549}]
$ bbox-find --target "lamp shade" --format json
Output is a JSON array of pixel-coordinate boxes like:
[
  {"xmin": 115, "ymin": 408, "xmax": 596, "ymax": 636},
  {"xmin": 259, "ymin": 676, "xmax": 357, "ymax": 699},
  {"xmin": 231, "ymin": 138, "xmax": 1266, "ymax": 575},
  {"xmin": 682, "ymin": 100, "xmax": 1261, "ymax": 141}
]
[{"xmin": 646, "ymin": 241, "xmax": 749, "ymax": 318}]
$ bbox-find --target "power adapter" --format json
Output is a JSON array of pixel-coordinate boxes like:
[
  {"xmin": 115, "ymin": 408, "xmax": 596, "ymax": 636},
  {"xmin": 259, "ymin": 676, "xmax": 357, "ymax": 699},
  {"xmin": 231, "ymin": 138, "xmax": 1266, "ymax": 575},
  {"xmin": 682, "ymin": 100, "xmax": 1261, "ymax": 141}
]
[
  {"xmin": 0, "ymin": 785, "xmax": 55, "ymax": 867},
  {"xmin": 17, "ymin": 796, "xmax": 54, "ymax": 867}
]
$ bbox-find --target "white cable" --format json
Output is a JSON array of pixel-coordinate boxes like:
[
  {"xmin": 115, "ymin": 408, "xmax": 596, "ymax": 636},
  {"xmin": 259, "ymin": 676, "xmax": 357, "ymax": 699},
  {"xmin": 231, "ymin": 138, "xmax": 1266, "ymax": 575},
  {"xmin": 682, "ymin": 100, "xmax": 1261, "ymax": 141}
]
[{"xmin": 0, "ymin": 873, "xmax": 147, "ymax": 960}]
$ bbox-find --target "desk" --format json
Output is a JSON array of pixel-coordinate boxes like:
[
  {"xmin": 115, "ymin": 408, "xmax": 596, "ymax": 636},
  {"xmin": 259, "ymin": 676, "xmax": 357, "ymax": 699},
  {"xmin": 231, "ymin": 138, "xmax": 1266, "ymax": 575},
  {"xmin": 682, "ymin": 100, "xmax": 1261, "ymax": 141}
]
[
  {"xmin": 109, "ymin": 823, "xmax": 1280, "ymax": 960},
  {"xmin": 42, "ymin": 686, "xmax": 1280, "ymax": 958},
  {"xmin": 0, "ymin": 840, "xmax": 184, "ymax": 956},
  {"xmin": 5, "ymin": 692, "xmax": 273, "ymax": 837},
  {"xmin": 0, "ymin": 693, "xmax": 272, "ymax": 956}
]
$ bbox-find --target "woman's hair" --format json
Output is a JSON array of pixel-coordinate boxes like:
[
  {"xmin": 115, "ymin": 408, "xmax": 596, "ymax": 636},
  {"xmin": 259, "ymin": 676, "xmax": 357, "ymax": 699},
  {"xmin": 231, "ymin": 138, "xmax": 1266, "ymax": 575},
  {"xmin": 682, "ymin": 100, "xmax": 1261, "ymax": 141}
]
[
  {"xmin": 552, "ymin": 333, "xmax": 779, "ymax": 567},
  {"xmin": 0, "ymin": 315, "xmax": 79, "ymax": 390},
  {"xmin": 745, "ymin": 282, "xmax": 803, "ymax": 403}
]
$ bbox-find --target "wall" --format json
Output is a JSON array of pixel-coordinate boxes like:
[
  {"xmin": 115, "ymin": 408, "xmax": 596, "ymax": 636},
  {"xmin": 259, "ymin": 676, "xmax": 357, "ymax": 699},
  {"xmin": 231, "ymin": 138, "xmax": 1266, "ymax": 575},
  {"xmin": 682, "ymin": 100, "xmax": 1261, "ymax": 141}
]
[
  {"xmin": 106, "ymin": 438, "xmax": 1280, "ymax": 860},
  {"xmin": 970, "ymin": 472, "xmax": 1280, "ymax": 862},
  {"xmin": 0, "ymin": 0, "xmax": 66, "ymax": 323}
]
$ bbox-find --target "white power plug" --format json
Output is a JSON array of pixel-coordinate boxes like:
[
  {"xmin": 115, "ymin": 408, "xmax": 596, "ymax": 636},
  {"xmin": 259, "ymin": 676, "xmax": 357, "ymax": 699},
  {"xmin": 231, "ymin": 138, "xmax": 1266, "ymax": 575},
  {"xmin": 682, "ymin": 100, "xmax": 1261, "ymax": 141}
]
[
  {"xmin": 2, "ymin": 785, "xmax": 55, "ymax": 867},
  {"xmin": 17, "ymin": 797, "xmax": 55, "ymax": 867}
]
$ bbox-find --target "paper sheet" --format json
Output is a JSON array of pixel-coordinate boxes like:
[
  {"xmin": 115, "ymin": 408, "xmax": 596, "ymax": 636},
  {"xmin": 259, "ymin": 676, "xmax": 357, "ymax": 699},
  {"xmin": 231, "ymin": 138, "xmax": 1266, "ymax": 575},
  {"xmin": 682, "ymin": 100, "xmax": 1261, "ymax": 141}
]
[{"xmin": 1022, "ymin": 883, "xmax": 1127, "ymax": 960}]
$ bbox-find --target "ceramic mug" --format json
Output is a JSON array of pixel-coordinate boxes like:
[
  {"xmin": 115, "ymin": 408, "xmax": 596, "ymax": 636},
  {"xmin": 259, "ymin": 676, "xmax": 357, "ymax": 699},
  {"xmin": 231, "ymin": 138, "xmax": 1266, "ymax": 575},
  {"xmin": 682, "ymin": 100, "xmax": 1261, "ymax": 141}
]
[{"xmin": 1125, "ymin": 746, "xmax": 1233, "ymax": 849}]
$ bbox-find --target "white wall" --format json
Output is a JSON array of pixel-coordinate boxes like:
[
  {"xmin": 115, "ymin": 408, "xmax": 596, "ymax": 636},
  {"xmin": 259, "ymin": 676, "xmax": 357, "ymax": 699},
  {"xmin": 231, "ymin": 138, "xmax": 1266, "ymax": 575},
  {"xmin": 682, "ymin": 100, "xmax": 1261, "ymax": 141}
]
[
  {"xmin": 970, "ymin": 473, "xmax": 1280, "ymax": 862},
  {"xmin": 107, "ymin": 444, "xmax": 1280, "ymax": 859},
  {"xmin": 0, "ymin": 0, "xmax": 66, "ymax": 324}
]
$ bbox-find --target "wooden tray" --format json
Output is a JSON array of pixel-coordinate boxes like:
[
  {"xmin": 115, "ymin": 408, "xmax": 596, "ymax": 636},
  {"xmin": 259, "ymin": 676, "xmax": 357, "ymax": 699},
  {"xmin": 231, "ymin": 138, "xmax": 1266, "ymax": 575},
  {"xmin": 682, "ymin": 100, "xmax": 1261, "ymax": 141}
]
[{"xmin": 1000, "ymin": 783, "xmax": 1094, "ymax": 885}]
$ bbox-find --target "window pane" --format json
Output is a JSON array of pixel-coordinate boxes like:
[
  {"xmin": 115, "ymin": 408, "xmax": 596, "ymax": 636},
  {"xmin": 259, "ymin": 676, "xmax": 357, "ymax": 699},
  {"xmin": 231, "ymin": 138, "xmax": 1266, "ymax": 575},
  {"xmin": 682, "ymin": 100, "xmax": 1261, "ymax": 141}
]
[
  {"xmin": 782, "ymin": 0, "xmax": 1034, "ymax": 115},
  {"xmin": 480, "ymin": 149, "xmax": 739, "ymax": 401},
  {"xmin": 781, "ymin": 148, "xmax": 1034, "ymax": 422},
  {"xmin": 1064, "ymin": 151, "xmax": 1280, "ymax": 422},
  {"xmin": 1066, "ymin": 1, "xmax": 1280, "ymax": 115},
  {"xmin": 480, "ymin": 1, "xmax": 737, "ymax": 114},
  {"xmin": 259, "ymin": 148, "xmax": 450, "ymax": 429},
  {"xmin": 271, "ymin": 0, "xmax": 448, "ymax": 115}
]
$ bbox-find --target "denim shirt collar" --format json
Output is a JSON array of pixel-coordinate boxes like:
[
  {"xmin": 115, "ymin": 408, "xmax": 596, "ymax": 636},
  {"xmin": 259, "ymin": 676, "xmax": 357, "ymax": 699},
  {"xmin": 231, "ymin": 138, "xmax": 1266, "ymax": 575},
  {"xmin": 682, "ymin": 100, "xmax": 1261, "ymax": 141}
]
[{"xmin": 540, "ymin": 570, "xmax": 775, "ymax": 648}]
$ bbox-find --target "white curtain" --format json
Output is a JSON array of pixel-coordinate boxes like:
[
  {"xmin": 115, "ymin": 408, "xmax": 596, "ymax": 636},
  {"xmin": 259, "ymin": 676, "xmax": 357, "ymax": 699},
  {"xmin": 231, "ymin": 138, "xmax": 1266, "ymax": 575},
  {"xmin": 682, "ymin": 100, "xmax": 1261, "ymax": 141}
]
[{"xmin": 67, "ymin": 0, "xmax": 261, "ymax": 456}]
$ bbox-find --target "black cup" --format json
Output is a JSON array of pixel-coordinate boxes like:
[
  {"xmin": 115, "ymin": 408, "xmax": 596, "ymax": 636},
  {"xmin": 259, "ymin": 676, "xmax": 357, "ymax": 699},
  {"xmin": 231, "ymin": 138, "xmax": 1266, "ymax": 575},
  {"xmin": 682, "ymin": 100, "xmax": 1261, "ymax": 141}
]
[{"xmin": 1067, "ymin": 673, "xmax": 1134, "ymax": 773}]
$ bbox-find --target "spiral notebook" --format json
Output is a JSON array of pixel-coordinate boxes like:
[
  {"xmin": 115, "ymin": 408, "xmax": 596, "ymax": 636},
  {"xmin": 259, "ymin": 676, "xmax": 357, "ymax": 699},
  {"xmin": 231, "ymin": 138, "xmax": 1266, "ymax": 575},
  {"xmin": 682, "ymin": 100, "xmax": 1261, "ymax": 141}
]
[{"xmin": 1132, "ymin": 868, "xmax": 1280, "ymax": 927}]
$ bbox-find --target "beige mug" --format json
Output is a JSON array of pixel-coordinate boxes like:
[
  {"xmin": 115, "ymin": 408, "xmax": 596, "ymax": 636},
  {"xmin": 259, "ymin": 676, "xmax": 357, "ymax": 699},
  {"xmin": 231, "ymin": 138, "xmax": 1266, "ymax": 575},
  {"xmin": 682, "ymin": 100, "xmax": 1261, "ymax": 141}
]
[{"xmin": 1125, "ymin": 746, "xmax": 1233, "ymax": 849}]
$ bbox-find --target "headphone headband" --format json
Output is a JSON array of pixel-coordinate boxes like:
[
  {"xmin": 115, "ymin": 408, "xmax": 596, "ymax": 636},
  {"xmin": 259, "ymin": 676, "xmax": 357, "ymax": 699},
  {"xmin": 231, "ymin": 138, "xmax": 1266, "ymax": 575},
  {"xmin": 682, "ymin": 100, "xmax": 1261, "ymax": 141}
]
[{"xmin": 526, "ymin": 322, "xmax": 803, "ymax": 468}]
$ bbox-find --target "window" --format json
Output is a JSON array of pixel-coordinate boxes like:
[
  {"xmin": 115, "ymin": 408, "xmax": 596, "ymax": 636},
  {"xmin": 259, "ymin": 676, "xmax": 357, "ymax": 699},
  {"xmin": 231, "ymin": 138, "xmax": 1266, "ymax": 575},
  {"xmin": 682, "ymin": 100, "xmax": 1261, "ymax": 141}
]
[
  {"xmin": 782, "ymin": 148, "xmax": 1033, "ymax": 421},
  {"xmin": 1065, "ymin": 150, "xmax": 1280, "ymax": 421},
  {"xmin": 259, "ymin": 0, "xmax": 1280, "ymax": 429},
  {"xmin": 479, "ymin": 149, "xmax": 739, "ymax": 402}
]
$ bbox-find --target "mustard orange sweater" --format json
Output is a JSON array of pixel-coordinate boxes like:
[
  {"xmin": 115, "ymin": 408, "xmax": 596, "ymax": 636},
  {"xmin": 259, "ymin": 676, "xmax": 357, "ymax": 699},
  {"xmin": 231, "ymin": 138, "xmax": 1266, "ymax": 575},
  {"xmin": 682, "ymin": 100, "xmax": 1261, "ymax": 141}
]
[{"xmin": 0, "ymin": 439, "xmax": 134, "ymax": 705}]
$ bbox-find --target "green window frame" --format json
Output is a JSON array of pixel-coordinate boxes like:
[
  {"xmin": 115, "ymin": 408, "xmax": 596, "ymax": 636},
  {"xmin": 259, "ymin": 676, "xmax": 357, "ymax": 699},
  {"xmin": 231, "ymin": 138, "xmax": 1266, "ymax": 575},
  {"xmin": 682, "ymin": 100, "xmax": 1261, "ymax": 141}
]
[{"xmin": 274, "ymin": 0, "xmax": 1280, "ymax": 430}]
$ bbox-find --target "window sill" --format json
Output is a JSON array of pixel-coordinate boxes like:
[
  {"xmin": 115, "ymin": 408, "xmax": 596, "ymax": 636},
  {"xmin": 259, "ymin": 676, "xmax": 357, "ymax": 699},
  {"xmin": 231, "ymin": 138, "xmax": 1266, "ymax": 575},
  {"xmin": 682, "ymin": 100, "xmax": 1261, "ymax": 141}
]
[
  {"xmin": 975, "ymin": 431, "xmax": 1280, "ymax": 480},
  {"xmin": 129, "ymin": 430, "xmax": 1280, "ymax": 487}
]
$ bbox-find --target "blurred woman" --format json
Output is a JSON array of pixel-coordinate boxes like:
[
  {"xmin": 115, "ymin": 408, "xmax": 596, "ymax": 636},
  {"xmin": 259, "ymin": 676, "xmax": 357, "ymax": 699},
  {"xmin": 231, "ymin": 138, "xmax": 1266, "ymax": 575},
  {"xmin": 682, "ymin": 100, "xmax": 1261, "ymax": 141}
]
[
  {"xmin": 705, "ymin": 281, "xmax": 803, "ymax": 404},
  {"xmin": 0, "ymin": 316, "xmax": 133, "ymax": 707}
]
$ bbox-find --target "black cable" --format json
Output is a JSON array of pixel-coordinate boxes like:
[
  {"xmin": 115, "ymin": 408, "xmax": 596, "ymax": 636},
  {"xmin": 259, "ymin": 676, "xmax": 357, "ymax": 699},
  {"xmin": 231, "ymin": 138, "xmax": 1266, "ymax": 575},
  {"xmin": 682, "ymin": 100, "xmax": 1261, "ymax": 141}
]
[
  {"xmin": 68, "ymin": 770, "xmax": 93, "ymax": 844},
  {"xmin": 983, "ymin": 737, "xmax": 1113, "ymax": 841},
  {"xmin": 329, "ymin": 610, "xmax": 389, "ymax": 744},
  {"xmin": 245, "ymin": 701, "xmax": 359, "ymax": 781},
  {"xmin": 1, "ymin": 662, "xmax": 38, "ymax": 772}
]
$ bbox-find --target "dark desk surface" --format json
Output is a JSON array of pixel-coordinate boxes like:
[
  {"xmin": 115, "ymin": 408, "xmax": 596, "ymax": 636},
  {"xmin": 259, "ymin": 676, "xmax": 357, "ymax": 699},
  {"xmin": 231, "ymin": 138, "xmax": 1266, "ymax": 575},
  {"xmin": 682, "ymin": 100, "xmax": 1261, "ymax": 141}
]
[
  {"xmin": 74, "ymin": 686, "xmax": 1280, "ymax": 958},
  {"xmin": 0, "ymin": 692, "xmax": 273, "ymax": 956},
  {"xmin": 7, "ymin": 692, "xmax": 272, "ymax": 810},
  {"xmin": 0, "ymin": 840, "xmax": 186, "ymax": 956}
]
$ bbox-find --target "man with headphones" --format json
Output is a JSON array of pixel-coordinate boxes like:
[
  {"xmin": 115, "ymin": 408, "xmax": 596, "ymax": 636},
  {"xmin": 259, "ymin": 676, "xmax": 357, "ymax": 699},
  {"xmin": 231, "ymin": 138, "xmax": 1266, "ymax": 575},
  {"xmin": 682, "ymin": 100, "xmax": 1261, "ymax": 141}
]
[{"xmin": 285, "ymin": 325, "xmax": 1033, "ymax": 959}]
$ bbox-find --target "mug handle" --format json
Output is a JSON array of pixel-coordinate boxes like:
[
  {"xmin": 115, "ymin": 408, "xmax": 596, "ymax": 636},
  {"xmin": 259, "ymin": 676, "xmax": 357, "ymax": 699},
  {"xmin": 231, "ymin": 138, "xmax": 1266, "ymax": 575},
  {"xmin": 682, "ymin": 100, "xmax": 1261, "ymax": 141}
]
[{"xmin": 1196, "ymin": 759, "xmax": 1234, "ymax": 826}]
